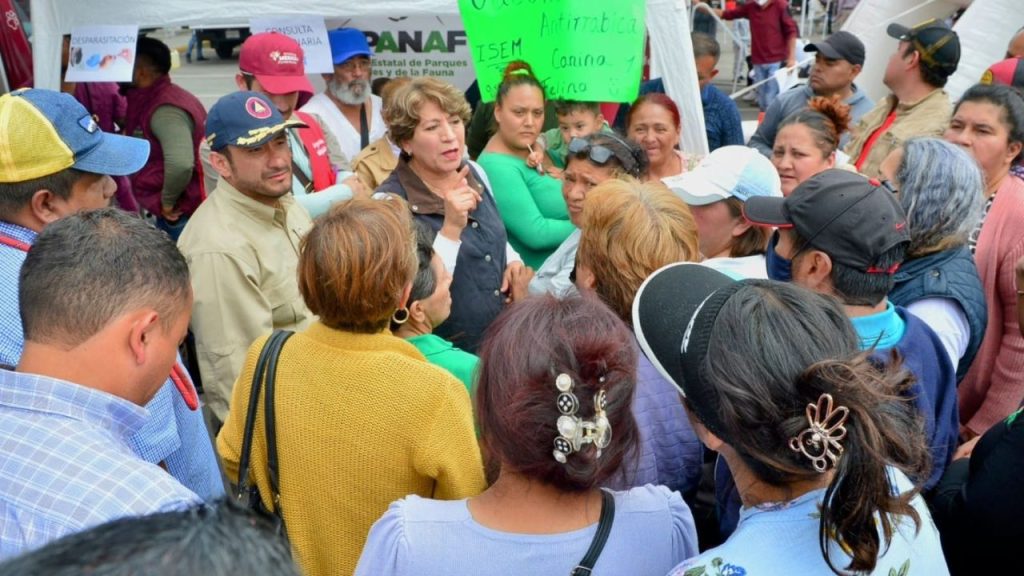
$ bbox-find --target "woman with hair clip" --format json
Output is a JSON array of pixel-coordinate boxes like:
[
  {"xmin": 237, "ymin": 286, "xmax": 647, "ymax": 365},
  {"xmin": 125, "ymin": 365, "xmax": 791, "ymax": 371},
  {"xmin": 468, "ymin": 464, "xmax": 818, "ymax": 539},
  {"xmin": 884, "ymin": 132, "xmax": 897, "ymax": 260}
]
[
  {"xmin": 356, "ymin": 295, "xmax": 699, "ymax": 576},
  {"xmin": 771, "ymin": 96, "xmax": 851, "ymax": 196},
  {"xmin": 633, "ymin": 264, "xmax": 948, "ymax": 575},
  {"xmin": 528, "ymin": 131, "xmax": 648, "ymax": 297},
  {"xmin": 879, "ymin": 137, "xmax": 987, "ymax": 381},
  {"xmin": 943, "ymin": 83, "xmax": 1024, "ymax": 440},
  {"xmin": 478, "ymin": 61, "xmax": 577, "ymax": 269}
]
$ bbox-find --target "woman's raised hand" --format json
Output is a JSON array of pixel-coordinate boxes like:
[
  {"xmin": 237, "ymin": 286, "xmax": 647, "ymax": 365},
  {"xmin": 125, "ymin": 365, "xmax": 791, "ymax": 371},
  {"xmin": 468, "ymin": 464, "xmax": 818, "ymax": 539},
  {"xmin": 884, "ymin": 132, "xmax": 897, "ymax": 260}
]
[{"xmin": 440, "ymin": 165, "xmax": 482, "ymax": 241}]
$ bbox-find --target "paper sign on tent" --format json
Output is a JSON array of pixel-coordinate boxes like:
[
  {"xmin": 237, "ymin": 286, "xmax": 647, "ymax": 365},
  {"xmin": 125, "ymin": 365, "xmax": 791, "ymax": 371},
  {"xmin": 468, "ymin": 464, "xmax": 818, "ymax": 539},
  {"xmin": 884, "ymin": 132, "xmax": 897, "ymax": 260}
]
[
  {"xmin": 458, "ymin": 0, "xmax": 646, "ymax": 103},
  {"xmin": 250, "ymin": 15, "xmax": 333, "ymax": 74},
  {"xmin": 65, "ymin": 25, "xmax": 138, "ymax": 83}
]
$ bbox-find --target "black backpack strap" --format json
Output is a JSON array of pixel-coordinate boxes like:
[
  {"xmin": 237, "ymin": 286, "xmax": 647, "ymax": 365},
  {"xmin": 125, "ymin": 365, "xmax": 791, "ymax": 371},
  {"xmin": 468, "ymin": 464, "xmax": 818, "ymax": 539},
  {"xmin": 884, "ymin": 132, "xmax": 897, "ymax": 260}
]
[
  {"xmin": 264, "ymin": 330, "xmax": 295, "ymax": 516},
  {"xmin": 236, "ymin": 329, "xmax": 289, "ymax": 496},
  {"xmin": 571, "ymin": 490, "xmax": 616, "ymax": 576}
]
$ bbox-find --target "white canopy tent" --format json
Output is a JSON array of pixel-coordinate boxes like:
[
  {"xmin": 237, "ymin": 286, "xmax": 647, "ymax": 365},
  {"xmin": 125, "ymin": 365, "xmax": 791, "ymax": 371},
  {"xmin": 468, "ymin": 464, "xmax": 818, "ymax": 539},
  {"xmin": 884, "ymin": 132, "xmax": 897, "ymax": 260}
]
[
  {"xmin": 841, "ymin": 0, "xmax": 1017, "ymax": 104},
  {"xmin": 30, "ymin": 0, "xmax": 710, "ymax": 155}
]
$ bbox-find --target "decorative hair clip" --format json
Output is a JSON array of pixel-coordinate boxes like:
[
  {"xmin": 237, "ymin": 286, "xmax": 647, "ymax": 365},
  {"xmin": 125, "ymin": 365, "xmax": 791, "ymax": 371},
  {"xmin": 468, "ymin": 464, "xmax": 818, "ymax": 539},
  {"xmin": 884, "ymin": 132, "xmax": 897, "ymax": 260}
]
[
  {"xmin": 552, "ymin": 373, "xmax": 611, "ymax": 464},
  {"xmin": 788, "ymin": 393, "xmax": 850, "ymax": 473}
]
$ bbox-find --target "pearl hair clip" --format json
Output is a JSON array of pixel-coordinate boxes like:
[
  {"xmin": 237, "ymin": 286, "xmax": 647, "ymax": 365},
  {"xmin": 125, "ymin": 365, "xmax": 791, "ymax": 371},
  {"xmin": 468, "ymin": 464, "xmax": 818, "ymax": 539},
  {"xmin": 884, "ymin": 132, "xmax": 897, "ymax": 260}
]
[
  {"xmin": 788, "ymin": 393, "xmax": 850, "ymax": 473},
  {"xmin": 552, "ymin": 373, "xmax": 612, "ymax": 464}
]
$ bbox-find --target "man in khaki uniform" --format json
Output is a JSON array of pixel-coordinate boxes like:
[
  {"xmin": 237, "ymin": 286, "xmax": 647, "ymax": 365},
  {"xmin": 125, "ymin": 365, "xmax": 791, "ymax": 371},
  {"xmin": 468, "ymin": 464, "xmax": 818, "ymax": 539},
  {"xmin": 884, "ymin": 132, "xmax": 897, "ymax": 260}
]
[
  {"xmin": 845, "ymin": 19, "xmax": 960, "ymax": 179},
  {"xmin": 178, "ymin": 91, "xmax": 314, "ymax": 427}
]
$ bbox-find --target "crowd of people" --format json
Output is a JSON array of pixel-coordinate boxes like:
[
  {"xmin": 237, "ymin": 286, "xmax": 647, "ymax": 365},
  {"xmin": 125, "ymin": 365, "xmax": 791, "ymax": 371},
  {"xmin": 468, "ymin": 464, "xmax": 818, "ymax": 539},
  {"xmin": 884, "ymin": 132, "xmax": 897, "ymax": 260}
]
[{"xmin": 1, "ymin": 5, "xmax": 1024, "ymax": 575}]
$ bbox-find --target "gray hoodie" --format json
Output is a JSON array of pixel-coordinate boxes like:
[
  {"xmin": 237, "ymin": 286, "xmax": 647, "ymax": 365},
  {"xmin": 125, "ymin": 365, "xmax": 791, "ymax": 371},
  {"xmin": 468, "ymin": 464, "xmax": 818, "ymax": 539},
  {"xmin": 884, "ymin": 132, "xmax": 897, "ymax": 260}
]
[{"xmin": 748, "ymin": 83, "xmax": 874, "ymax": 157}]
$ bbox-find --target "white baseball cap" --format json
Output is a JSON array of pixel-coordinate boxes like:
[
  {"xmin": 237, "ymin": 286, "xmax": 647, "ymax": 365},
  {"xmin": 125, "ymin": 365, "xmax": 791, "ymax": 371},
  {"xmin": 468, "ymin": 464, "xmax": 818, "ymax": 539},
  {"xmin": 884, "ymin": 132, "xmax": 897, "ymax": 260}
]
[{"xmin": 665, "ymin": 146, "xmax": 782, "ymax": 206}]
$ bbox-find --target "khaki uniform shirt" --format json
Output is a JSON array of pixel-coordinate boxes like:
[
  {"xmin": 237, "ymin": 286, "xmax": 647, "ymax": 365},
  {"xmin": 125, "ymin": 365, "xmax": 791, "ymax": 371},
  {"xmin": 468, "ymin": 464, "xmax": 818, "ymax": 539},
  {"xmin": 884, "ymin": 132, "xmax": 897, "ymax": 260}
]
[
  {"xmin": 352, "ymin": 135, "xmax": 399, "ymax": 191},
  {"xmin": 844, "ymin": 88, "xmax": 952, "ymax": 180},
  {"xmin": 178, "ymin": 180, "xmax": 314, "ymax": 422}
]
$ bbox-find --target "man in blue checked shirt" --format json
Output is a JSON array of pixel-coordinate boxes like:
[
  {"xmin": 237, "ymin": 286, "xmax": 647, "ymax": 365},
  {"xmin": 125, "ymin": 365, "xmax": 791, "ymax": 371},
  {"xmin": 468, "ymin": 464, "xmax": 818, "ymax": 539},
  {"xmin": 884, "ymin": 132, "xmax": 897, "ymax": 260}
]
[
  {"xmin": 0, "ymin": 89, "xmax": 223, "ymax": 503},
  {"xmin": 0, "ymin": 208, "xmax": 205, "ymax": 559}
]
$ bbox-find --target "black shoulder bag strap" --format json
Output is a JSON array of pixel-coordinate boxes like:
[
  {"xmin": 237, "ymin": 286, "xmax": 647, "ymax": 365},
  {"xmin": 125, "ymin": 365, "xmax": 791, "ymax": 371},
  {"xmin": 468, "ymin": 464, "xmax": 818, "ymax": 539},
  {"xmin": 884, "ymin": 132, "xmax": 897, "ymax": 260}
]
[
  {"xmin": 571, "ymin": 490, "xmax": 616, "ymax": 576},
  {"xmin": 235, "ymin": 330, "xmax": 294, "ymax": 533},
  {"xmin": 264, "ymin": 329, "xmax": 293, "ymax": 523},
  {"xmin": 359, "ymin": 102, "xmax": 370, "ymax": 149}
]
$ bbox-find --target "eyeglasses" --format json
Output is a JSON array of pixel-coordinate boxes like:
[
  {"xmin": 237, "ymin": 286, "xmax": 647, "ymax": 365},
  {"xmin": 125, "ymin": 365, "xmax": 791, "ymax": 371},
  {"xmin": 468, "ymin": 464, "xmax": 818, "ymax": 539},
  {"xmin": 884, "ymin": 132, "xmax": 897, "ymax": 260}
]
[
  {"xmin": 336, "ymin": 57, "xmax": 371, "ymax": 74},
  {"xmin": 879, "ymin": 180, "xmax": 899, "ymax": 194},
  {"xmin": 567, "ymin": 136, "xmax": 639, "ymax": 176}
]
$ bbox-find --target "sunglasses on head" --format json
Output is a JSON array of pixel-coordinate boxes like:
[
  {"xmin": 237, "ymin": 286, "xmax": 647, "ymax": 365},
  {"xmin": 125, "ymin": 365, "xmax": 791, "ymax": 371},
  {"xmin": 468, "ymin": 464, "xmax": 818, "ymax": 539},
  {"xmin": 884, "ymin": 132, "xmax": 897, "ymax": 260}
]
[{"xmin": 567, "ymin": 136, "xmax": 639, "ymax": 176}]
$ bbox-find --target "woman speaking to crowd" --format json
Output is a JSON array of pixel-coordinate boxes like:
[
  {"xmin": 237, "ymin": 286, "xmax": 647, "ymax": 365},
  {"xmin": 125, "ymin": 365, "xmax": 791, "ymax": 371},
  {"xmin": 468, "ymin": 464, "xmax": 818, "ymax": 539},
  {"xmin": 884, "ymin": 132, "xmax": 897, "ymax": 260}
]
[{"xmin": 377, "ymin": 77, "xmax": 530, "ymax": 353}]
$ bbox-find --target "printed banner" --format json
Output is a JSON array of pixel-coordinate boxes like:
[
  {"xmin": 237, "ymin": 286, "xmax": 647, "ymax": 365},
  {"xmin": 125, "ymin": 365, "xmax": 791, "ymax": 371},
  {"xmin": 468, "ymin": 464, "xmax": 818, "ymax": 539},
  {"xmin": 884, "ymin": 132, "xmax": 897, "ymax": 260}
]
[
  {"xmin": 65, "ymin": 25, "xmax": 138, "ymax": 83},
  {"xmin": 457, "ymin": 0, "xmax": 646, "ymax": 102},
  {"xmin": 250, "ymin": 15, "xmax": 333, "ymax": 74},
  {"xmin": 333, "ymin": 16, "xmax": 476, "ymax": 92}
]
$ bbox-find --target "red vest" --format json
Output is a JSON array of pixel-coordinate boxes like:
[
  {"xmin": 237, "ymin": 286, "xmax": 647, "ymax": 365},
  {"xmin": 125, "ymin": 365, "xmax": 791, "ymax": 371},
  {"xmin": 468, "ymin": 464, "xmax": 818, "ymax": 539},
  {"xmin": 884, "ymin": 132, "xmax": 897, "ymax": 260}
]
[
  {"xmin": 293, "ymin": 110, "xmax": 337, "ymax": 191},
  {"xmin": 122, "ymin": 76, "xmax": 208, "ymax": 217}
]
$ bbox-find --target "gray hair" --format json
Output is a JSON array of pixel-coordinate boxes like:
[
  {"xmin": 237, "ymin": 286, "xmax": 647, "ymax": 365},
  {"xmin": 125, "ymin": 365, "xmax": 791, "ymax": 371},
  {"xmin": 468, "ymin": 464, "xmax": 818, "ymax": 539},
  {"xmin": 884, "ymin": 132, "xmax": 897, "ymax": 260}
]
[
  {"xmin": 691, "ymin": 33, "xmax": 720, "ymax": 63},
  {"xmin": 896, "ymin": 137, "xmax": 984, "ymax": 257}
]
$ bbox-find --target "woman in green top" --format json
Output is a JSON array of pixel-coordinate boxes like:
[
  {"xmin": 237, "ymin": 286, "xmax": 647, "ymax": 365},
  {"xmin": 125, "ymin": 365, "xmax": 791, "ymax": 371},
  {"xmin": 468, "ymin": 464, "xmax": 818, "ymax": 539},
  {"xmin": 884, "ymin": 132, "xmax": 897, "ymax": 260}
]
[
  {"xmin": 392, "ymin": 222, "xmax": 479, "ymax": 393},
  {"xmin": 477, "ymin": 60, "xmax": 576, "ymax": 269}
]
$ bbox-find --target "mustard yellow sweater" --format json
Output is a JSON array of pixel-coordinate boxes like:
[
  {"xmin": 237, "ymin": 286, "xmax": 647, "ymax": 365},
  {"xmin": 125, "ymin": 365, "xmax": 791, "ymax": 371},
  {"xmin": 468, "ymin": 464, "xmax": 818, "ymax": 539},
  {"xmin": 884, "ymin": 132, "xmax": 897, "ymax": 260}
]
[{"xmin": 217, "ymin": 322, "xmax": 486, "ymax": 576}]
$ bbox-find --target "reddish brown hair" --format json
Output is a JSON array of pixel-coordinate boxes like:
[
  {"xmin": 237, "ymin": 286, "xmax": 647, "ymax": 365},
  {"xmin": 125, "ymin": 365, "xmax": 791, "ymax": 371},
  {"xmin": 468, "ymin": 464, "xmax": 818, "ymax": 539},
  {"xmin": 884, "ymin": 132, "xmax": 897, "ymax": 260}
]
[
  {"xmin": 626, "ymin": 93, "xmax": 682, "ymax": 131},
  {"xmin": 297, "ymin": 196, "xmax": 416, "ymax": 333},
  {"xmin": 778, "ymin": 96, "xmax": 852, "ymax": 158},
  {"xmin": 474, "ymin": 295, "xmax": 639, "ymax": 491}
]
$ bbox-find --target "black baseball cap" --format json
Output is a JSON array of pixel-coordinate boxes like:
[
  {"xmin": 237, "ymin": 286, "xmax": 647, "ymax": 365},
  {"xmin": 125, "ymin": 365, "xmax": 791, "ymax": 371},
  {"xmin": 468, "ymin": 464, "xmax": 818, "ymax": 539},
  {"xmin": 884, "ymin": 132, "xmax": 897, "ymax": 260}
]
[
  {"xmin": 804, "ymin": 31, "xmax": 866, "ymax": 66},
  {"xmin": 743, "ymin": 169, "xmax": 910, "ymax": 273},
  {"xmin": 887, "ymin": 19, "xmax": 961, "ymax": 75},
  {"xmin": 633, "ymin": 263, "xmax": 746, "ymax": 442}
]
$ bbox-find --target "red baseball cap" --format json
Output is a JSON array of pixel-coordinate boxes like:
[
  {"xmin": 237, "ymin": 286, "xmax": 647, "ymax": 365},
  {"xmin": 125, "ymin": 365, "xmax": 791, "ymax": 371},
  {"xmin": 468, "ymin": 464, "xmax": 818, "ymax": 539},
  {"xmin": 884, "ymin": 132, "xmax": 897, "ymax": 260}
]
[
  {"xmin": 239, "ymin": 32, "xmax": 315, "ymax": 96},
  {"xmin": 981, "ymin": 57, "xmax": 1024, "ymax": 89}
]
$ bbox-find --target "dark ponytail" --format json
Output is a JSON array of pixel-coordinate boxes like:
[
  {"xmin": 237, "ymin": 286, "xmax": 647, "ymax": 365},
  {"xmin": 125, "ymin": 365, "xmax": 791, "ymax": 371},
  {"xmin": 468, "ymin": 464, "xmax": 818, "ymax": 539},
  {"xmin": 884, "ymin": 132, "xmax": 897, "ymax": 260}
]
[
  {"xmin": 796, "ymin": 354, "xmax": 928, "ymax": 573},
  {"xmin": 495, "ymin": 60, "xmax": 545, "ymax": 104},
  {"xmin": 698, "ymin": 281, "xmax": 930, "ymax": 574}
]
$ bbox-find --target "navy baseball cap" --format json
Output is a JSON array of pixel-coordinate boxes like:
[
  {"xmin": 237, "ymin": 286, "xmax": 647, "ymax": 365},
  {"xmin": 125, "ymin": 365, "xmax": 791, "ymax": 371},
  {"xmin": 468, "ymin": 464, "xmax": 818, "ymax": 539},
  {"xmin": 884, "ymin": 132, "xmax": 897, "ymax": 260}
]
[
  {"xmin": 0, "ymin": 88, "xmax": 149, "ymax": 183},
  {"xmin": 887, "ymin": 19, "xmax": 960, "ymax": 75},
  {"xmin": 328, "ymin": 28, "xmax": 371, "ymax": 65},
  {"xmin": 205, "ymin": 91, "xmax": 305, "ymax": 152}
]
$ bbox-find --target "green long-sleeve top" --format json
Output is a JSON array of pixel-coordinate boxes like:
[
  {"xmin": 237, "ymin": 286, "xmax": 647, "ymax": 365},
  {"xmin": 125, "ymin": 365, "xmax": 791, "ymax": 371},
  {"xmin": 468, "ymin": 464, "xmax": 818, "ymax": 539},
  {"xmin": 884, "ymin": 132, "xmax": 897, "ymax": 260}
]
[
  {"xmin": 150, "ymin": 105, "xmax": 196, "ymax": 211},
  {"xmin": 476, "ymin": 151, "xmax": 576, "ymax": 269},
  {"xmin": 406, "ymin": 333, "xmax": 478, "ymax": 394}
]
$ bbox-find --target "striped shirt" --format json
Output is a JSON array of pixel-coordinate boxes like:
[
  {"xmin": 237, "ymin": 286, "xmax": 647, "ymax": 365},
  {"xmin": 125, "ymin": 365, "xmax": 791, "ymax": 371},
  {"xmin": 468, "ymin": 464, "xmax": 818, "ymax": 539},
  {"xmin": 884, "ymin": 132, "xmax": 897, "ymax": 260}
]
[{"xmin": 0, "ymin": 370, "xmax": 200, "ymax": 560}]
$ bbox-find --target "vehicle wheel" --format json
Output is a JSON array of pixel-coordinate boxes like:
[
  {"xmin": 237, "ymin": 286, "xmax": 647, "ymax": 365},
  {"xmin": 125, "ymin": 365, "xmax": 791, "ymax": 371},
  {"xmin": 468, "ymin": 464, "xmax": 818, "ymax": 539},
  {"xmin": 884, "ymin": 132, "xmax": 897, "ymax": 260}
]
[{"xmin": 215, "ymin": 43, "xmax": 235, "ymax": 59}]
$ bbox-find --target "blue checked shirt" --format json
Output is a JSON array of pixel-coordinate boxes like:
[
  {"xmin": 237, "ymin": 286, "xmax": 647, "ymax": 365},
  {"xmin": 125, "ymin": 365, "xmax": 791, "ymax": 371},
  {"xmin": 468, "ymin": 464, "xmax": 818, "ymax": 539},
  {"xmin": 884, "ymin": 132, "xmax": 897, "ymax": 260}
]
[
  {"xmin": 0, "ymin": 370, "xmax": 201, "ymax": 560},
  {"xmin": 0, "ymin": 220, "xmax": 224, "ymax": 501}
]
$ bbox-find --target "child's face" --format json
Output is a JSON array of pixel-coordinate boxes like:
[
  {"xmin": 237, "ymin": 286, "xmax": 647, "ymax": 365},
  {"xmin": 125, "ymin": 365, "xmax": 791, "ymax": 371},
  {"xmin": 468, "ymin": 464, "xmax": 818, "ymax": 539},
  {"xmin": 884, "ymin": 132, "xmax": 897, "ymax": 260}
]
[{"xmin": 558, "ymin": 109, "xmax": 605, "ymax": 144}]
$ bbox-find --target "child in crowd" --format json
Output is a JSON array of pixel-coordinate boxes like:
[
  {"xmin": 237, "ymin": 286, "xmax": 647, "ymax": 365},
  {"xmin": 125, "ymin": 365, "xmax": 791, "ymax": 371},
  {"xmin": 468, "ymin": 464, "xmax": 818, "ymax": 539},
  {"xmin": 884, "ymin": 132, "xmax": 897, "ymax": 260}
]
[{"xmin": 527, "ymin": 100, "xmax": 615, "ymax": 176}]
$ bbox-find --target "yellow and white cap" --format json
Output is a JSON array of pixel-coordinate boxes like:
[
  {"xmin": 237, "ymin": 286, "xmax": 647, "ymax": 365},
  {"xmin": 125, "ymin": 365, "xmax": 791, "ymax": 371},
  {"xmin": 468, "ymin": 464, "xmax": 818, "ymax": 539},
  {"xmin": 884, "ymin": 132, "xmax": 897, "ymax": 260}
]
[{"xmin": 0, "ymin": 88, "xmax": 150, "ymax": 183}]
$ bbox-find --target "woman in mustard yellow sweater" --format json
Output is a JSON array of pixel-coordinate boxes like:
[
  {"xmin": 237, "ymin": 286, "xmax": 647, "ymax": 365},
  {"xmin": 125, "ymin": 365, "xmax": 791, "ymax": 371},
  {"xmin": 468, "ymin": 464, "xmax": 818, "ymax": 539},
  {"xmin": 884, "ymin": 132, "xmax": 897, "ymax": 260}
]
[{"xmin": 216, "ymin": 195, "xmax": 487, "ymax": 576}]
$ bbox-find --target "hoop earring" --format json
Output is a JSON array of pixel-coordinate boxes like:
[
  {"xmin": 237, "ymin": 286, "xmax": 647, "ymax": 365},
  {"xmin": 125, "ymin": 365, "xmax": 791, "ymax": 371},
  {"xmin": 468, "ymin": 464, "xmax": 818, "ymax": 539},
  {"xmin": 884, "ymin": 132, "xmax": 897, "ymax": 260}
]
[{"xmin": 392, "ymin": 307, "xmax": 410, "ymax": 325}]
